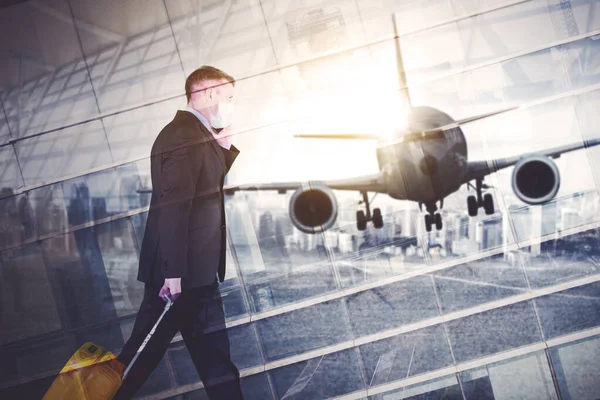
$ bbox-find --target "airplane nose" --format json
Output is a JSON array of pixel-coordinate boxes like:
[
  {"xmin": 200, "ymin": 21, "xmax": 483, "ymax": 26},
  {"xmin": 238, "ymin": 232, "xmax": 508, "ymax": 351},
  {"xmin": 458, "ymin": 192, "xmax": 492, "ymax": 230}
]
[{"xmin": 419, "ymin": 155, "xmax": 438, "ymax": 175}]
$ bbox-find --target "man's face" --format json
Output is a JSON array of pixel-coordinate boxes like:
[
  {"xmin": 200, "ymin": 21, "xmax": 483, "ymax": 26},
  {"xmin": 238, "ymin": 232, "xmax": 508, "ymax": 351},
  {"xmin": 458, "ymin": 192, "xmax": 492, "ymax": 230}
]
[{"xmin": 190, "ymin": 79, "xmax": 234, "ymax": 112}]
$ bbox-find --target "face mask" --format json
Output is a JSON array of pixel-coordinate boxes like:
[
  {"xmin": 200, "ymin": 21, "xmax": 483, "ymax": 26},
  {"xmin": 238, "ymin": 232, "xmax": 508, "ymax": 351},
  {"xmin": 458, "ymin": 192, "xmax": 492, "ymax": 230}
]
[{"xmin": 209, "ymin": 102, "xmax": 234, "ymax": 129}]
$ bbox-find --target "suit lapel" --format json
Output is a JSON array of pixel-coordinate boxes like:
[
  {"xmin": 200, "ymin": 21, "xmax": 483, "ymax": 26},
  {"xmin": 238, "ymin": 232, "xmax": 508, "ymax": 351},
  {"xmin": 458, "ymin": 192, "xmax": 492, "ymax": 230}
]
[{"xmin": 187, "ymin": 114, "xmax": 226, "ymax": 171}]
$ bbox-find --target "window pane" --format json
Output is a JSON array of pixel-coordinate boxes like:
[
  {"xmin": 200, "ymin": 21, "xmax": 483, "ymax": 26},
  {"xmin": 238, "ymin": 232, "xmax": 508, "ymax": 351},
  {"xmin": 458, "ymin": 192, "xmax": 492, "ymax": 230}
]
[
  {"xmin": 521, "ymin": 227, "xmax": 600, "ymax": 289},
  {"xmin": 358, "ymin": 325, "xmax": 453, "ymax": 387},
  {"xmin": 0, "ymin": 243, "xmax": 62, "ymax": 346},
  {"xmin": 69, "ymin": 0, "xmax": 186, "ymax": 113},
  {"xmin": 0, "ymin": 192, "xmax": 35, "ymax": 249},
  {"xmin": 344, "ymin": 275, "xmax": 439, "ymax": 338},
  {"xmin": 445, "ymin": 301, "xmax": 542, "ymax": 363},
  {"xmin": 0, "ymin": 145, "xmax": 24, "ymax": 193},
  {"xmin": 268, "ymin": 348, "xmax": 365, "ymax": 400},
  {"xmin": 255, "ymin": 299, "xmax": 352, "ymax": 362},
  {"xmin": 16, "ymin": 119, "xmax": 112, "ymax": 187},
  {"xmin": 369, "ymin": 374, "xmax": 463, "ymax": 400},
  {"xmin": 534, "ymin": 281, "xmax": 600, "ymax": 339},
  {"xmin": 431, "ymin": 251, "xmax": 528, "ymax": 314},
  {"xmin": 549, "ymin": 335, "xmax": 600, "ymax": 399},
  {"xmin": 460, "ymin": 351, "xmax": 558, "ymax": 399}
]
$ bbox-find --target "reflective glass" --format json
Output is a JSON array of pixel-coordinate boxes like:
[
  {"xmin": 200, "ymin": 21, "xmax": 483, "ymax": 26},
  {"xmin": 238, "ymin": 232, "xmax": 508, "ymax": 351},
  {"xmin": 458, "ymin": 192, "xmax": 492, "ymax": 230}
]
[
  {"xmin": 369, "ymin": 374, "xmax": 462, "ymax": 400},
  {"xmin": 41, "ymin": 222, "xmax": 125, "ymax": 329},
  {"xmin": 0, "ymin": 100, "xmax": 10, "ymax": 144},
  {"xmin": 69, "ymin": 0, "xmax": 186, "ymax": 113},
  {"xmin": 562, "ymin": 36, "xmax": 600, "ymax": 91},
  {"xmin": 345, "ymin": 276, "xmax": 439, "ymax": 338},
  {"xmin": 548, "ymin": 335, "xmax": 600, "ymax": 399},
  {"xmin": 165, "ymin": 0, "xmax": 276, "ymax": 78},
  {"xmin": 164, "ymin": 371, "xmax": 273, "ymax": 400},
  {"xmin": 460, "ymin": 351, "xmax": 557, "ymax": 399},
  {"xmin": 258, "ymin": 0, "xmax": 368, "ymax": 66},
  {"xmin": 0, "ymin": 0, "xmax": 99, "ymax": 138},
  {"xmin": 457, "ymin": 0, "xmax": 559, "ymax": 67},
  {"xmin": 116, "ymin": 159, "xmax": 152, "ymax": 212},
  {"xmin": 27, "ymin": 183, "xmax": 70, "ymax": 238},
  {"xmin": 445, "ymin": 301, "xmax": 542, "ymax": 363},
  {"xmin": 534, "ymin": 281, "xmax": 600, "ymax": 339},
  {"xmin": 359, "ymin": 324, "xmax": 453, "ymax": 387},
  {"xmin": 15, "ymin": 119, "xmax": 113, "ymax": 187},
  {"xmin": 471, "ymin": 95, "xmax": 600, "ymax": 242},
  {"xmin": 431, "ymin": 251, "xmax": 529, "ymax": 314},
  {"xmin": 268, "ymin": 348, "xmax": 365, "ymax": 400},
  {"xmin": 0, "ymin": 192, "xmax": 35, "ymax": 250},
  {"xmin": 0, "ymin": 145, "xmax": 24, "ymax": 193},
  {"xmin": 0, "ymin": 242, "xmax": 62, "ymax": 346},
  {"xmin": 59, "ymin": 168, "xmax": 124, "ymax": 227},
  {"xmin": 102, "ymin": 97, "xmax": 183, "ymax": 165},
  {"xmin": 521, "ymin": 227, "xmax": 600, "ymax": 289},
  {"xmin": 576, "ymin": 89, "xmax": 600, "ymax": 194},
  {"xmin": 255, "ymin": 299, "xmax": 352, "ymax": 362}
]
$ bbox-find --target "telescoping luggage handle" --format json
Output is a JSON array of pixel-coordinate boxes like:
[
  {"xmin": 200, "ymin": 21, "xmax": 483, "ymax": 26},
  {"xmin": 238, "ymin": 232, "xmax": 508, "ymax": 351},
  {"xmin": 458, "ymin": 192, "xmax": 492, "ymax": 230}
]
[{"xmin": 122, "ymin": 296, "xmax": 173, "ymax": 380}]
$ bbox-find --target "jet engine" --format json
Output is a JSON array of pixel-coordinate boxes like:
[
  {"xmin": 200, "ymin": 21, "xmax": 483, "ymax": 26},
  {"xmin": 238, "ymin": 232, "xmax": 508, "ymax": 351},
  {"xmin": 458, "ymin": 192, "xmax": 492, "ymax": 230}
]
[
  {"xmin": 511, "ymin": 155, "xmax": 560, "ymax": 205},
  {"xmin": 289, "ymin": 183, "xmax": 338, "ymax": 234}
]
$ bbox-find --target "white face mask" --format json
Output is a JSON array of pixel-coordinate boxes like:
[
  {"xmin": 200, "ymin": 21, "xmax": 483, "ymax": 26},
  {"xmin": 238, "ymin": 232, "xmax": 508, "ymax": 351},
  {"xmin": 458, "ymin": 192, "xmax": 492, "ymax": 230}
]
[{"xmin": 209, "ymin": 102, "xmax": 234, "ymax": 129}]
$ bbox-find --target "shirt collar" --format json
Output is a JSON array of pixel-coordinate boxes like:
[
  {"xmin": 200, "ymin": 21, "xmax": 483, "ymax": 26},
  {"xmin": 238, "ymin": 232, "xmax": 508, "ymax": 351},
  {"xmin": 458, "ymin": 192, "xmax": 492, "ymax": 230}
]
[{"xmin": 185, "ymin": 106, "xmax": 213, "ymax": 133}]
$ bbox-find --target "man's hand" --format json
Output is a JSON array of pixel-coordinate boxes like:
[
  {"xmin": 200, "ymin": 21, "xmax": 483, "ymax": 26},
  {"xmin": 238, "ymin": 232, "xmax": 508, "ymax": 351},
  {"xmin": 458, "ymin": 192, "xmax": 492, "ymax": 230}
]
[
  {"xmin": 159, "ymin": 278, "xmax": 181, "ymax": 302},
  {"xmin": 213, "ymin": 125, "xmax": 232, "ymax": 149}
]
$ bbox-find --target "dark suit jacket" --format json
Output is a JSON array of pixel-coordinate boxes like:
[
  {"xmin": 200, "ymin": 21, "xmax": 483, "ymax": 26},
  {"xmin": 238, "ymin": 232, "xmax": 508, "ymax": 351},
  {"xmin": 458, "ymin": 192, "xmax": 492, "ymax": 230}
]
[{"xmin": 137, "ymin": 110, "xmax": 239, "ymax": 288}]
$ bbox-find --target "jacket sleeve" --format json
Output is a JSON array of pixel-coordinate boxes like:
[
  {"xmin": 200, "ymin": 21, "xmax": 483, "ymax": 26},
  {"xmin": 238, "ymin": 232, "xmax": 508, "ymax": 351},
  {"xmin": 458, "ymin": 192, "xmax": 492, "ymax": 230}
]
[
  {"xmin": 157, "ymin": 140, "xmax": 200, "ymax": 278},
  {"xmin": 221, "ymin": 144, "xmax": 240, "ymax": 173}
]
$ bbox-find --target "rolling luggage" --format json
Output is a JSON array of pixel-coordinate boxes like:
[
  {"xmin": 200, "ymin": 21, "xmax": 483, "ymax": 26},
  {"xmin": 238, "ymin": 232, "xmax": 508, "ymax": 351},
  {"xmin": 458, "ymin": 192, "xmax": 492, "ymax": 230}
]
[{"xmin": 42, "ymin": 297, "xmax": 173, "ymax": 399}]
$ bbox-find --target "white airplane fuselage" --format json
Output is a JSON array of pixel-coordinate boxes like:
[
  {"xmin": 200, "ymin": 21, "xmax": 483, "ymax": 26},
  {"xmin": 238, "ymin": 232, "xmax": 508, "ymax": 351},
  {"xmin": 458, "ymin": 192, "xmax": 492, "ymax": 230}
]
[{"xmin": 376, "ymin": 107, "xmax": 469, "ymax": 204}]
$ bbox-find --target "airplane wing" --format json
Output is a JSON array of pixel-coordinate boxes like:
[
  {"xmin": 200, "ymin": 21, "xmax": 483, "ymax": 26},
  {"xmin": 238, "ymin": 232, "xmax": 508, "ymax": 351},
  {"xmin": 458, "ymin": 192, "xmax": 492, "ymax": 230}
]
[
  {"xmin": 222, "ymin": 173, "xmax": 386, "ymax": 196},
  {"xmin": 463, "ymin": 138, "xmax": 600, "ymax": 183}
]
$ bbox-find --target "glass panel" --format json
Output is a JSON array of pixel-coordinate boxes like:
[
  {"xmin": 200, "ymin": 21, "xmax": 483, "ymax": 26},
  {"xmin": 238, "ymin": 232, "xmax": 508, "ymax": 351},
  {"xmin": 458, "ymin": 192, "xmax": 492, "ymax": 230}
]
[
  {"xmin": 102, "ymin": 97, "xmax": 183, "ymax": 165},
  {"xmin": 268, "ymin": 348, "xmax": 365, "ymax": 400},
  {"xmin": 164, "ymin": 371, "xmax": 274, "ymax": 400},
  {"xmin": 562, "ymin": 36, "xmax": 600, "ymax": 91},
  {"xmin": 259, "ymin": 0, "xmax": 368, "ymax": 67},
  {"xmin": 431, "ymin": 251, "xmax": 529, "ymax": 314},
  {"xmin": 116, "ymin": 158, "xmax": 152, "ymax": 211},
  {"xmin": 445, "ymin": 301, "xmax": 542, "ymax": 363},
  {"xmin": 344, "ymin": 276, "xmax": 439, "ymax": 338},
  {"xmin": 368, "ymin": 374, "xmax": 462, "ymax": 400},
  {"xmin": 461, "ymin": 351, "xmax": 557, "ymax": 399},
  {"xmin": 548, "ymin": 334, "xmax": 600, "ymax": 399},
  {"xmin": 521, "ymin": 227, "xmax": 600, "ymax": 289},
  {"xmin": 359, "ymin": 0, "xmax": 456, "ymax": 42},
  {"xmin": 0, "ymin": 192, "xmax": 36, "ymax": 250},
  {"xmin": 69, "ymin": 0, "xmax": 186, "ymax": 113},
  {"xmin": 165, "ymin": 0, "xmax": 277, "ymax": 78},
  {"xmin": 41, "ymin": 223, "xmax": 123, "ymax": 329},
  {"xmin": 95, "ymin": 217, "xmax": 143, "ymax": 317},
  {"xmin": 255, "ymin": 299, "xmax": 352, "ymax": 362},
  {"xmin": 0, "ymin": 243, "xmax": 62, "ymax": 346},
  {"xmin": 576, "ymin": 89, "xmax": 600, "ymax": 194},
  {"xmin": 0, "ymin": 0, "xmax": 100, "ymax": 138},
  {"xmin": 27, "ymin": 183, "xmax": 70, "ymax": 238},
  {"xmin": 59, "ymin": 168, "xmax": 124, "ymax": 227},
  {"xmin": 0, "ymin": 100, "xmax": 10, "ymax": 144},
  {"xmin": 0, "ymin": 145, "xmax": 24, "ymax": 193},
  {"xmin": 534, "ymin": 281, "xmax": 600, "ymax": 339},
  {"xmin": 471, "ymin": 95, "xmax": 600, "ymax": 242},
  {"xmin": 15, "ymin": 119, "xmax": 113, "ymax": 187},
  {"xmin": 359, "ymin": 325, "xmax": 453, "ymax": 387},
  {"xmin": 458, "ymin": 0, "xmax": 559, "ymax": 67}
]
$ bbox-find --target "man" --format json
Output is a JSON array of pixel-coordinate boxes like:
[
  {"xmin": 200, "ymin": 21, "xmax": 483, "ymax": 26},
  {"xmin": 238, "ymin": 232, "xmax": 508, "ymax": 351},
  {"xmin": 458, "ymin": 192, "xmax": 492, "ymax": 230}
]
[{"xmin": 114, "ymin": 66, "xmax": 243, "ymax": 399}]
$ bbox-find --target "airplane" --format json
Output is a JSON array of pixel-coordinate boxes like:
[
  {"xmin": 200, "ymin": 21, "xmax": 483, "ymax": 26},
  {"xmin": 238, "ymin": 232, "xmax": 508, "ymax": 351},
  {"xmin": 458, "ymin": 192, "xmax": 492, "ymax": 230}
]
[
  {"xmin": 140, "ymin": 14, "xmax": 600, "ymax": 234},
  {"xmin": 220, "ymin": 14, "xmax": 600, "ymax": 233}
]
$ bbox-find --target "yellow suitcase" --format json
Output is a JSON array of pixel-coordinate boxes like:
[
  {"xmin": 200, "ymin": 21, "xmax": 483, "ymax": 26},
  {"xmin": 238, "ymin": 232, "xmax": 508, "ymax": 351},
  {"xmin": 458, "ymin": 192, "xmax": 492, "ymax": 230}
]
[{"xmin": 43, "ymin": 297, "xmax": 173, "ymax": 399}]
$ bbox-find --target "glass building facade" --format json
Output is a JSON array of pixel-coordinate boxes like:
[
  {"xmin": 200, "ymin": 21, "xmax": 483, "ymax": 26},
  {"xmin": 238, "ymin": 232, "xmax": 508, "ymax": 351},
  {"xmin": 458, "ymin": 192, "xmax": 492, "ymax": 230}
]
[{"xmin": 1, "ymin": 0, "xmax": 600, "ymax": 398}]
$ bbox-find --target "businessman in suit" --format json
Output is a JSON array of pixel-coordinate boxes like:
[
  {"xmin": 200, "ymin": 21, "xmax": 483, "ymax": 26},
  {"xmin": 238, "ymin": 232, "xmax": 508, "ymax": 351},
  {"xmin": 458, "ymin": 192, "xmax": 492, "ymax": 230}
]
[{"xmin": 114, "ymin": 66, "xmax": 243, "ymax": 399}]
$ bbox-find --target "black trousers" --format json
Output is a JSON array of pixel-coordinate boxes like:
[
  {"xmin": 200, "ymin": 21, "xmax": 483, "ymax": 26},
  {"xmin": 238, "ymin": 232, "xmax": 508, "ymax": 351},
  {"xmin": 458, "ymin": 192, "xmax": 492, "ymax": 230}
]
[{"xmin": 113, "ymin": 279, "xmax": 243, "ymax": 399}]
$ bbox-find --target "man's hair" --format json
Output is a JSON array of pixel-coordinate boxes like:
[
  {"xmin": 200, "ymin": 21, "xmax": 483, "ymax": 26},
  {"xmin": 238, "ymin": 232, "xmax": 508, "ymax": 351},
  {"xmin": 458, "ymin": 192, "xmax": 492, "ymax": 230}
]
[{"xmin": 185, "ymin": 66, "xmax": 235, "ymax": 102}]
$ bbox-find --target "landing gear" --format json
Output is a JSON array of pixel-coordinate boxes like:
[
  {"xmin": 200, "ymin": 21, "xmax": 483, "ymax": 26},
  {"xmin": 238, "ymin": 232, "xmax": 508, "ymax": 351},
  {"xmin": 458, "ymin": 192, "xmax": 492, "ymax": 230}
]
[
  {"xmin": 420, "ymin": 201, "xmax": 444, "ymax": 232},
  {"xmin": 356, "ymin": 191, "xmax": 384, "ymax": 231},
  {"xmin": 467, "ymin": 178, "xmax": 495, "ymax": 216}
]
